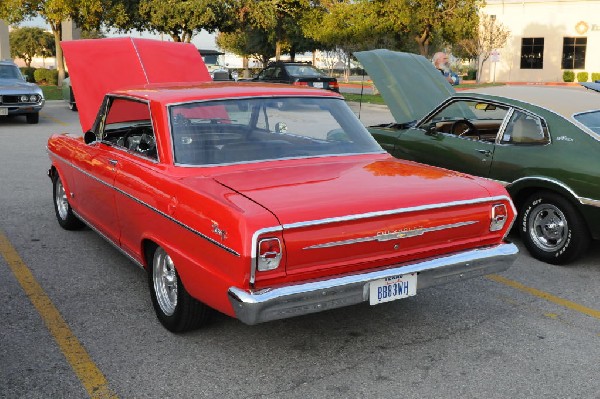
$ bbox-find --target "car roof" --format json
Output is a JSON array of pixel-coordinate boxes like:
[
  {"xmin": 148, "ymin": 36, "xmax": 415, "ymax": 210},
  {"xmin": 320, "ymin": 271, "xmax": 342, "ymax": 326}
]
[
  {"xmin": 111, "ymin": 81, "xmax": 343, "ymax": 104},
  {"xmin": 462, "ymin": 86, "xmax": 600, "ymax": 122}
]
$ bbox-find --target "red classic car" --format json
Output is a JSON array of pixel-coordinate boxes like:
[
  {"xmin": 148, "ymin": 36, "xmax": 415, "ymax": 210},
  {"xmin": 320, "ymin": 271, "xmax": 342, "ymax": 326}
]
[{"xmin": 48, "ymin": 38, "xmax": 518, "ymax": 332}]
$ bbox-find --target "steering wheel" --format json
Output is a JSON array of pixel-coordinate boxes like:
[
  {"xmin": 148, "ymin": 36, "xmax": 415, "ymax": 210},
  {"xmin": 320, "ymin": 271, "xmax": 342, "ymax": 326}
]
[
  {"xmin": 122, "ymin": 126, "xmax": 156, "ymax": 156},
  {"xmin": 451, "ymin": 119, "xmax": 479, "ymax": 139}
]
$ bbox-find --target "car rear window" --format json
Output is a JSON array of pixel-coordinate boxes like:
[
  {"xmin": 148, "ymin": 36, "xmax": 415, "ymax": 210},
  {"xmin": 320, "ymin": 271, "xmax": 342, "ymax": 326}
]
[
  {"xmin": 169, "ymin": 97, "xmax": 382, "ymax": 166},
  {"xmin": 284, "ymin": 65, "xmax": 325, "ymax": 77}
]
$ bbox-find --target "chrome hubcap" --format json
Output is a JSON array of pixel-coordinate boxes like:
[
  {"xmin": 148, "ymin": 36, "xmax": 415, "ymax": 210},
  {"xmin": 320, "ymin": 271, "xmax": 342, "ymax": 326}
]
[
  {"xmin": 55, "ymin": 179, "xmax": 69, "ymax": 220},
  {"xmin": 528, "ymin": 203, "xmax": 567, "ymax": 252},
  {"xmin": 153, "ymin": 248, "xmax": 178, "ymax": 316}
]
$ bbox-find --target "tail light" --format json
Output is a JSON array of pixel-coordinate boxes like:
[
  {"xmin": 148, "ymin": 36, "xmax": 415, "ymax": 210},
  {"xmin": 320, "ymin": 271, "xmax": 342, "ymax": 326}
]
[
  {"xmin": 490, "ymin": 204, "xmax": 508, "ymax": 231},
  {"xmin": 293, "ymin": 81, "xmax": 309, "ymax": 87},
  {"xmin": 329, "ymin": 81, "xmax": 339, "ymax": 91},
  {"xmin": 257, "ymin": 238, "xmax": 282, "ymax": 271}
]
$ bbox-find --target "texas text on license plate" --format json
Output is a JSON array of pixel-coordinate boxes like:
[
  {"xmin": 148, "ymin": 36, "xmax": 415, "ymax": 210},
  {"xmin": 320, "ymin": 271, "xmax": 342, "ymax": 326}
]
[
  {"xmin": 0, "ymin": 108, "xmax": 7, "ymax": 116},
  {"xmin": 369, "ymin": 273, "xmax": 417, "ymax": 305}
]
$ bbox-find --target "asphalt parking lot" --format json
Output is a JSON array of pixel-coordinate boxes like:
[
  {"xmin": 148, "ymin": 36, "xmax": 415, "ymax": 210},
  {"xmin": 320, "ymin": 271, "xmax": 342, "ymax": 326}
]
[{"xmin": 1, "ymin": 93, "xmax": 599, "ymax": 399}]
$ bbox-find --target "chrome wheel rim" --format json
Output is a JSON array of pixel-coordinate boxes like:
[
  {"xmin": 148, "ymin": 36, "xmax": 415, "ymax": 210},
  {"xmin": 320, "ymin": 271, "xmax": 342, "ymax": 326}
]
[
  {"xmin": 153, "ymin": 248, "xmax": 178, "ymax": 316},
  {"xmin": 55, "ymin": 178, "xmax": 69, "ymax": 220},
  {"xmin": 528, "ymin": 203, "xmax": 568, "ymax": 252}
]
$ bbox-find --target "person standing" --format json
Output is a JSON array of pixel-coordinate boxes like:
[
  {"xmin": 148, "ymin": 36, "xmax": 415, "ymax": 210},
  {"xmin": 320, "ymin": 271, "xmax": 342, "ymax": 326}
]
[{"xmin": 432, "ymin": 52, "xmax": 459, "ymax": 85}]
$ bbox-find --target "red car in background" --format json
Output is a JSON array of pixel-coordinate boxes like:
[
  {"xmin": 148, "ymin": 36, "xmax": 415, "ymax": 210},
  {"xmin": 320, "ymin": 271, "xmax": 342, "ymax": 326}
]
[{"xmin": 47, "ymin": 38, "xmax": 517, "ymax": 332}]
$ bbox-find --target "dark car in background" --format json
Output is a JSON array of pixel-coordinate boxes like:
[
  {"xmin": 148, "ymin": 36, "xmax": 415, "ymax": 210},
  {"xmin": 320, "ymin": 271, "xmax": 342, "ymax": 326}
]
[
  {"xmin": 252, "ymin": 61, "xmax": 339, "ymax": 92},
  {"xmin": 0, "ymin": 60, "xmax": 45, "ymax": 124}
]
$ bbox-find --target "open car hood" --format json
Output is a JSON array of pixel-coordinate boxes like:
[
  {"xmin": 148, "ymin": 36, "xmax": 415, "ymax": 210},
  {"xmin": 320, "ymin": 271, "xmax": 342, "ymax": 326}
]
[
  {"xmin": 61, "ymin": 37, "xmax": 211, "ymax": 132},
  {"xmin": 354, "ymin": 49, "xmax": 455, "ymax": 125}
]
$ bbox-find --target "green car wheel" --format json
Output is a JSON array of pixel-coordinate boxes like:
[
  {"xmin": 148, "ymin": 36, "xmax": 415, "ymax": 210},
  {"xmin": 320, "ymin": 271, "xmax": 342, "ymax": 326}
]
[{"xmin": 520, "ymin": 191, "xmax": 590, "ymax": 265}]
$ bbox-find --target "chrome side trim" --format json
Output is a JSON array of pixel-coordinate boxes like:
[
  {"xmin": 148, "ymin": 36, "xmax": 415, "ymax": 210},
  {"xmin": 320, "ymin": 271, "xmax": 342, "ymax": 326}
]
[
  {"xmin": 303, "ymin": 221, "xmax": 478, "ymax": 250},
  {"xmin": 51, "ymin": 153, "xmax": 240, "ymax": 257},
  {"xmin": 229, "ymin": 242, "xmax": 518, "ymax": 325},
  {"xmin": 508, "ymin": 176, "xmax": 600, "ymax": 208},
  {"xmin": 579, "ymin": 197, "xmax": 600, "ymax": 208}
]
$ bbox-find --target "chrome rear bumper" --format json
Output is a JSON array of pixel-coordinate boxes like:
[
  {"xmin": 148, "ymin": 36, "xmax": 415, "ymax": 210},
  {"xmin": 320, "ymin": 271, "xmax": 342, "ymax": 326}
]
[{"xmin": 228, "ymin": 242, "xmax": 518, "ymax": 325}]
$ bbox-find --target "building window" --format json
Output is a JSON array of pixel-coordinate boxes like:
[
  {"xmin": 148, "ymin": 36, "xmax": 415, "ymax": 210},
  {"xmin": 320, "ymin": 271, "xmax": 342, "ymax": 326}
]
[
  {"xmin": 521, "ymin": 38, "xmax": 544, "ymax": 69},
  {"xmin": 562, "ymin": 37, "xmax": 587, "ymax": 69}
]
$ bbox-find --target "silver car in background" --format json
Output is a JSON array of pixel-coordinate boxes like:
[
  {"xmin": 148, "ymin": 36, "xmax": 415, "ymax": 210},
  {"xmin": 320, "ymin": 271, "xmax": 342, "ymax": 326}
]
[{"xmin": 0, "ymin": 60, "xmax": 45, "ymax": 124}]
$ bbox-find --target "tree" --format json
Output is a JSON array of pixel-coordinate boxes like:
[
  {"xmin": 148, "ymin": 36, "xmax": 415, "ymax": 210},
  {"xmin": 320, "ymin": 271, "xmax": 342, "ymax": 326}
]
[
  {"xmin": 9, "ymin": 26, "xmax": 55, "ymax": 67},
  {"xmin": 216, "ymin": 28, "xmax": 276, "ymax": 76},
  {"xmin": 455, "ymin": 13, "xmax": 510, "ymax": 82},
  {"xmin": 231, "ymin": 0, "xmax": 316, "ymax": 61},
  {"xmin": 370, "ymin": 0, "xmax": 482, "ymax": 57},
  {"xmin": 138, "ymin": 0, "xmax": 226, "ymax": 43},
  {"xmin": 0, "ymin": 0, "xmax": 137, "ymax": 86}
]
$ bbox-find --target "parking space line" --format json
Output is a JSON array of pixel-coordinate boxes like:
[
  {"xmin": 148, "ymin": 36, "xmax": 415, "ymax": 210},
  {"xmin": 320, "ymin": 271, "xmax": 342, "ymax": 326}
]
[
  {"xmin": 488, "ymin": 274, "xmax": 600, "ymax": 320},
  {"xmin": 0, "ymin": 231, "xmax": 118, "ymax": 399},
  {"xmin": 43, "ymin": 114, "xmax": 69, "ymax": 126}
]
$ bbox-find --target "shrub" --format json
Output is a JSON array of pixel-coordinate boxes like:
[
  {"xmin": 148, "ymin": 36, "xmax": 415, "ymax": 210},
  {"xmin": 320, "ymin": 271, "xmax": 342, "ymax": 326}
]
[
  {"xmin": 577, "ymin": 72, "xmax": 588, "ymax": 82},
  {"xmin": 466, "ymin": 69, "xmax": 477, "ymax": 80},
  {"xmin": 591, "ymin": 72, "xmax": 600, "ymax": 83},
  {"xmin": 19, "ymin": 67, "xmax": 36, "ymax": 82},
  {"xmin": 563, "ymin": 70, "xmax": 575, "ymax": 82},
  {"xmin": 33, "ymin": 68, "xmax": 58, "ymax": 85}
]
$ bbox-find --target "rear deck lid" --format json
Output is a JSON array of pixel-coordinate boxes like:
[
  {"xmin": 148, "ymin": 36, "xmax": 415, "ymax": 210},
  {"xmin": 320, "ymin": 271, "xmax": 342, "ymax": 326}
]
[
  {"xmin": 354, "ymin": 49, "xmax": 454, "ymax": 125},
  {"xmin": 61, "ymin": 37, "xmax": 211, "ymax": 132},
  {"xmin": 202, "ymin": 156, "xmax": 512, "ymax": 279}
]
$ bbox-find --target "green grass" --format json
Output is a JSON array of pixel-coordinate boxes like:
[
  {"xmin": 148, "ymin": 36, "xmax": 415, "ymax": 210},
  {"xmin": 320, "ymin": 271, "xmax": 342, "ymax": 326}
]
[
  {"xmin": 342, "ymin": 93, "xmax": 387, "ymax": 104},
  {"xmin": 41, "ymin": 85, "xmax": 63, "ymax": 100}
]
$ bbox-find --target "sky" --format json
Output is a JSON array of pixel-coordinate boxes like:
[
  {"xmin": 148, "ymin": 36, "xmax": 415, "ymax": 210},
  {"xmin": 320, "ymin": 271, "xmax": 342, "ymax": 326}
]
[{"xmin": 20, "ymin": 16, "xmax": 219, "ymax": 50}]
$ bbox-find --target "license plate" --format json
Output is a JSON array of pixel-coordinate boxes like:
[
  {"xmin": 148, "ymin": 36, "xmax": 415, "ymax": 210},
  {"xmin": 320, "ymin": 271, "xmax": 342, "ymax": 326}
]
[
  {"xmin": 312, "ymin": 82, "xmax": 324, "ymax": 88},
  {"xmin": 369, "ymin": 273, "xmax": 417, "ymax": 305},
  {"xmin": 0, "ymin": 108, "xmax": 7, "ymax": 116}
]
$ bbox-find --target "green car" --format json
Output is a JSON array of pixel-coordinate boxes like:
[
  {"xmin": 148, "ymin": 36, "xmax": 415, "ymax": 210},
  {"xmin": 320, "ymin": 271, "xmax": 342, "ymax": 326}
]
[{"xmin": 358, "ymin": 49, "xmax": 600, "ymax": 265}]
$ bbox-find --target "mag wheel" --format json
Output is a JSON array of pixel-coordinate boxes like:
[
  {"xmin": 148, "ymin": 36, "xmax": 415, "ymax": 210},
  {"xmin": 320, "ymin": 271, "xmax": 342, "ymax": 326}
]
[
  {"xmin": 148, "ymin": 246, "xmax": 210, "ymax": 332},
  {"xmin": 53, "ymin": 174, "xmax": 84, "ymax": 230},
  {"xmin": 520, "ymin": 191, "xmax": 590, "ymax": 264}
]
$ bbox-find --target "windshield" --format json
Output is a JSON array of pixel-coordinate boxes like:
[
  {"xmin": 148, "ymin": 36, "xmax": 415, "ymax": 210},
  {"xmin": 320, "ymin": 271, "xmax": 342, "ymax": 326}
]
[
  {"xmin": 573, "ymin": 110, "xmax": 600, "ymax": 134},
  {"xmin": 169, "ymin": 97, "xmax": 382, "ymax": 166},
  {"xmin": 0, "ymin": 65, "xmax": 23, "ymax": 80}
]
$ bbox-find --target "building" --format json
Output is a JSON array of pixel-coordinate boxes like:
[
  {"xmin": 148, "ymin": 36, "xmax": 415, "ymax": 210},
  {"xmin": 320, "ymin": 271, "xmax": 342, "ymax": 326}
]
[{"xmin": 480, "ymin": 0, "xmax": 600, "ymax": 82}]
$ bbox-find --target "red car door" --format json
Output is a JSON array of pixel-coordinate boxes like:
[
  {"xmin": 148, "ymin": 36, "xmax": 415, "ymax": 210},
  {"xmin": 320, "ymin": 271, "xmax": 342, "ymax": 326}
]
[{"xmin": 70, "ymin": 141, "xmax": 120, "ymax": 241}]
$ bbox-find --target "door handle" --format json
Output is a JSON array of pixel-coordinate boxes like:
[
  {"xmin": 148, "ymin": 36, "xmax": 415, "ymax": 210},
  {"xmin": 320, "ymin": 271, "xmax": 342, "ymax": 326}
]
[
  {"xmin": 108, "ymin": 159, "xmax": 118, "ymax": 165},
  {"xmin": 476, "ymin": 149, "xmax": 492, "ymax": 156}
]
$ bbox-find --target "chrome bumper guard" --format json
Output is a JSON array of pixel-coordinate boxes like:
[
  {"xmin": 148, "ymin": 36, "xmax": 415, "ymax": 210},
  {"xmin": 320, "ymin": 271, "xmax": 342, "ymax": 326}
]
[{"xmin": 228, "ymin": 242, "xmax": 518, "ymax": 325}]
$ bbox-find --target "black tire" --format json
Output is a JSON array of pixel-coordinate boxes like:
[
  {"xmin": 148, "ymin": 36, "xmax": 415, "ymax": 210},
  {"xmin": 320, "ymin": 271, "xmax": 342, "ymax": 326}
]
[
  {"xmin": 519, "ymin": 191, "xmax": 590, "ymax": 264},
  {"xmin": 52, "ymin": 174, "xmax": 84, "ymax": 230},
  {"xmin": 26, "ymin": 112, "xmax": 39, "ymax": 124},
  {"xmin": 148, "ymin": 246, "xmax": 211, "ymax": 332}
]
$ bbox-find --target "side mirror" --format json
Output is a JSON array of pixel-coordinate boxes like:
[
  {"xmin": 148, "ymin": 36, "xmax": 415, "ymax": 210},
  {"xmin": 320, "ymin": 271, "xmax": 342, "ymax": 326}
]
[{"xmin": 84, "ymin": 130, "xmax": 97, "ymax": 144}]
